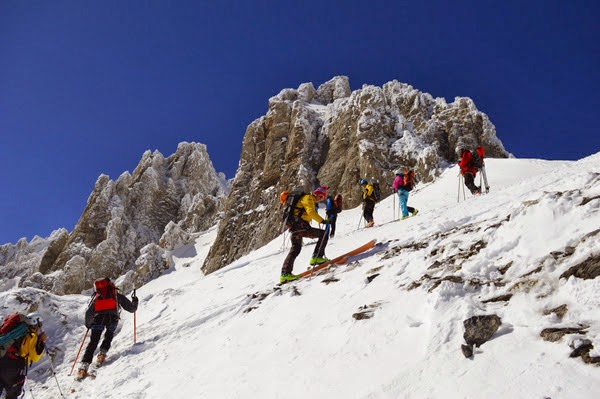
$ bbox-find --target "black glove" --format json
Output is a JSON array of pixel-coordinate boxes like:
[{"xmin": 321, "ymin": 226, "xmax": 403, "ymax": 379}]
[
  {"xmin": 132, "ymin": 295, "xmax": 139, "ymax": 305},
  {"xmin": 322, "ymin": 219, "xmax": 331, "ymax": 225}
]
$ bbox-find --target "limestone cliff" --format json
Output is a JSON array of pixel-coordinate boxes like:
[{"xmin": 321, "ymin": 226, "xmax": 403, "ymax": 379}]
[
  {"xmin": 1, "ymin": 142, "xmax": 228, "ymax": 294},
  {"xmin": 202, "ymin": 77, "xmax": 508, "ymax": 273}
]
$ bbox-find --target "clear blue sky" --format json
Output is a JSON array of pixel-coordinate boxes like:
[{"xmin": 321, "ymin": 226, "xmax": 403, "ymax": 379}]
[{"xmin": 1, "ymin": 0, "xmax": 598, "ymax": 245}]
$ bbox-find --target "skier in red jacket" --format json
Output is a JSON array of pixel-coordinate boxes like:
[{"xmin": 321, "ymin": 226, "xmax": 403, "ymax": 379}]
[{"xmin": 458, "ymin": 146, "xmax": 485, "ymax": 195}]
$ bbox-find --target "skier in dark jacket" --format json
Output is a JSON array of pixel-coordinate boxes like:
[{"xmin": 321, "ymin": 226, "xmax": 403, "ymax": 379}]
[
  {"xmin": 325, "ymin": 194, "xmax": 342, "ymax": 238},
  {"xmin": 77, "ymin": 278, "xmax": 138, "ymax": 379},
  {"xmin": 0, "ymin": 313, "xmax": 46, "ymax": 399}
]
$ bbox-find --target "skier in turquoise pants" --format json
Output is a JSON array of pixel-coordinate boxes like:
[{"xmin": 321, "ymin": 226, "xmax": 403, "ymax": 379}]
[{"xmin": 392, "ymin": 170, "xmax": 418, "ymax": 219}]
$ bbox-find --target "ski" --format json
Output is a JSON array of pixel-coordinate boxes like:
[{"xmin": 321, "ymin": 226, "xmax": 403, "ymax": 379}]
[
  {"xmin": 481, "ymin": 164, "xmax": 490, "ymax": 193},
  {"xmin": 297, "ymin": 239, "xmax": 377, "ymax": 279}
]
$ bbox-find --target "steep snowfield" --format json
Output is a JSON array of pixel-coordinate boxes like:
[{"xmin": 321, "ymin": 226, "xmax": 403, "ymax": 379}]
[{"xmin": 2, "ymin": 155, "xmax": 599, "ymax": 399}]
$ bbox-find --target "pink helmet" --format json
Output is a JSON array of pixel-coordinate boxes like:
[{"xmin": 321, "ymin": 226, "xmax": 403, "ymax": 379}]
[{"xmin": 312, "ymin": 186, "xmax": 328, "ymax": 197}]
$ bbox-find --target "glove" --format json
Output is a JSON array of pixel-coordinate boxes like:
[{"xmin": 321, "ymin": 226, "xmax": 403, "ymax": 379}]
[
  {"xmin": 132, "ymin": 295, "xmax": 139, "ymax": 305},
  {"xmin": 322, "ymin": 218, "xmax": 331, "ymax": 225}
]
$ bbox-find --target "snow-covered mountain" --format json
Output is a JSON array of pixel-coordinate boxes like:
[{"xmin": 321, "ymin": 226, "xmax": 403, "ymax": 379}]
[{"xmin": 3, "ymin": 154, "xmax": 598, "ymax": 399}]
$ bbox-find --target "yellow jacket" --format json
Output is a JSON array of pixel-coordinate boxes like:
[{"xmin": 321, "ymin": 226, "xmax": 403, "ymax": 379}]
[
  {"xmin": 362, "ymin": 184, "xmax": 374, "ymax": 201},
  {"xmin": 294, "ymin": 194, "xmax": 325, "ymax": 224},
  {"xmin": 19, "ymin": 331, "xmax": 45, "ymax": 365}
]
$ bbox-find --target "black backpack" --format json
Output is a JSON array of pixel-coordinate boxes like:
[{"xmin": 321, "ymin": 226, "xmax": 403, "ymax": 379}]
[
  {"xmin": 372, "ymin": 182, "xmax": 381, "ymax": 202},
  {"xmin": 282, "ymin": 191, "xmax": 306, "ymax": 228},
  {"xmin": 470, "ymin": 151, "xmax": 483, "ymax": 170}
]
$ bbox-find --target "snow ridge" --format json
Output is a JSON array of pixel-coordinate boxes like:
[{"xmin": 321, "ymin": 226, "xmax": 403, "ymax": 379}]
[{"xmin": 1, "ymin": 155, "xmax": 599, "ymax": 399}]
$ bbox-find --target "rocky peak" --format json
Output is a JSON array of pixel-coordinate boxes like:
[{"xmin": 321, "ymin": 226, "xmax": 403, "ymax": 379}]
[
  {"xmin": 2, "ymin": 142, "xmax": 228, "ymax": 294},
  {"xmin": 202, "ymin": 76, "xmax": 509, "ymax": 274}
]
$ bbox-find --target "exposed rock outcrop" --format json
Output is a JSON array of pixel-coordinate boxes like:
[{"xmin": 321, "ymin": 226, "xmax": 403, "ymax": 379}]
[
  {"xmin": 202, "ymin": 76, "xmax": 509, "ymax": 274},
  {"xmin": 462, "ymin": 315, "xmax": 502, "ymax": 358},
  {"xmin": 2, "ymin": 142, "xmax": 228, "ymax": 294}
]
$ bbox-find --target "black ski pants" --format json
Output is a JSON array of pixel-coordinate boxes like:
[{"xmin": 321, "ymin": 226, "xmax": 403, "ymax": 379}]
[
  {"xmin": 281, "ymin": 220, "xmax": 329, "ymax": 275},
  {"xmin": 463, "ymin": 172, "xmax": 481, "ymax": 194},
  {"xmin": 82, "ymin": 314, "xmax": 119, "ymax": 364},
  {"xmin": 0, "ymin": 364, "xmax": 25, "ymax": 399},
  {"xmin": 363, "ymin": 200, "xmax": 375, "ymax": 223}
]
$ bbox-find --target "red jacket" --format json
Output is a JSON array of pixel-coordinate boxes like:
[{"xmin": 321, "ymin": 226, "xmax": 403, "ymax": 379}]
[
  {"xmin": 459, "ymin": 150, "xmax": 477, "ymax": 176},
  {"xmin": 459, "ymin": 146, "xmax": 485, "ymax": 175}
]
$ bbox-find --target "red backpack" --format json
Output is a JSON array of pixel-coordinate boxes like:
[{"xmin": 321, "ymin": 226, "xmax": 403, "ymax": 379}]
[
  {"xmin": 0, "ymin": 313, "xmax": 29, "ymax": 358},
  {"xmin": 93, "ymin": 279, "xmax": 118, "ymax": 312}
]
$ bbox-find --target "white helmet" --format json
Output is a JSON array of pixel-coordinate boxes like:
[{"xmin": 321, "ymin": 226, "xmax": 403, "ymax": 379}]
[
  {"xmin": 26, "ymin": 312, "xmax": 43, "ymax": 327},
  {"xmin": 395, "ymin": 169, "xmax": 403, "ymax": 176}
]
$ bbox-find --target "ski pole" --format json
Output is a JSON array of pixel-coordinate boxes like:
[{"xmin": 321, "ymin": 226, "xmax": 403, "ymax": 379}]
[
  {"xmin": 133, "ymin": 289, "xmax": 137, "ymax": 344},
  {"xmin": 393, "ymin": 192, "xmax": 396, "ymax": 220},
  {"xmin": 482, "ymin": 164, "xmax": 490, "ymax": 193},
  {"xmin": 457, "ymin": 173, "xmax": 461, "ymax": 203},
  {"xmin": 68, "ymin": 329, "xmax": 89, "ymax": 376},
  {"xmin": 309, "ymin": 224, "xmax": 330, "ymax": 279},
  {"xmin": 316, "ymin": 224, "xmax": 330, "ymax": 259},
  {"xmin": 45, "ymin": 351, "xmax": 66, "ymax": 397}
]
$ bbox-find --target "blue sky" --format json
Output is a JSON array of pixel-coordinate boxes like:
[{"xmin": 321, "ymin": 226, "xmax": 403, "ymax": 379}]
[{"xmin": 1, "ymin": 0, "xmax": 598, "ymax": 245}]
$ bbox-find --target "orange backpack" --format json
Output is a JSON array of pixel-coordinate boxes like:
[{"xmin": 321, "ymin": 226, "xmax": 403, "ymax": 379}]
[{"xmin": 403, "ymin": 170, "xmax": 415, "ymax": 191}]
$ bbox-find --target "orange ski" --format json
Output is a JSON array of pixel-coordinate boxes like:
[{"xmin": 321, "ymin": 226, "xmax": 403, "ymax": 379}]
[{"xmin": 298, "ymin": 239, "xmax": 377, "ymax": 279}]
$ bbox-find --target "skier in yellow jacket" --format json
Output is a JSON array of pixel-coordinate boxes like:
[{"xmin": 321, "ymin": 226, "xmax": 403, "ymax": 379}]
[
  {"xmin": 360, "ymin": 179, "xmax": 376, "ymax": 227},
  {"xmin": 280, "ymin": 186, "xmax": 331, "ymax": 283},
  {"xmin": 0, "ymin": 313, "xmax": 46, "ymax": 399}
]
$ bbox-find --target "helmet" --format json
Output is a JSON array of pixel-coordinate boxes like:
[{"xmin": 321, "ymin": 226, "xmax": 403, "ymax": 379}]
[
  {"xmin": 26, "ymin": 312, "xmax": 43, "ymax": 327},
  {"xmin": 360, "ymin": 179, "xmax": 368, "ymax": 185},
  {"xmin": 312, "ymin": 186, "xmax": 327, "ymax": 197},
  {"xmin": 394, "ymin": 169, "xmax": 403, "ymax": 176}
]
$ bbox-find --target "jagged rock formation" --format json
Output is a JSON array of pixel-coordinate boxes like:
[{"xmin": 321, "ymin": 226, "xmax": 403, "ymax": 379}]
[
  {"xmin": 0, "ymin": 229, "xmax": 69, "ymax": 292},
  {"xmin": 202, "ymin": 76, "xmax": 509, "ymax": 274},
  {"xmin": 1, "ymin": 142, "xmax": 228, "ymax": 294}
]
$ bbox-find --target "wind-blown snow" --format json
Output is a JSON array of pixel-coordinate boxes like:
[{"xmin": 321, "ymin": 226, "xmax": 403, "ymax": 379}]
[{"xmin": 2, "ymin": 155, "xmax": 599, "ymax": 399}]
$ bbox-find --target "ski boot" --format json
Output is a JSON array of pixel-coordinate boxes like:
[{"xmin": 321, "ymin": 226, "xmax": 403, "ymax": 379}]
[
  {"xmin": 280, "ymin": 273, "xmax": 300, "ymax": 284},
  {"xmin": 97, "ymin": 350, "xmax": 107, "ymax": 366},
  {"xmin": 75, "ymin": 363, "xmax": 89, "ymax": 381},
  {"xmin": 309, "ymin": 256, "xmax": 329, "ymax": 266}
]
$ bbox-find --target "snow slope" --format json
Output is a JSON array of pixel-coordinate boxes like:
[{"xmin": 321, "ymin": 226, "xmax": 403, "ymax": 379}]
[{"xmin": 2, "ymin": 155, "xmax": 599, "ymax": 399}]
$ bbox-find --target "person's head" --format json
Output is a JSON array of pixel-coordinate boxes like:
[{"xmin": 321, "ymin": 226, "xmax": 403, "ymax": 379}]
[
  {"xmin": 312, "ymin": 186, "xmax": 327, "ymax": 202},
  {"xmin": 394, "ymin": 169, "xmax": 403, "ymax": 176},
  {"xmin": 360, "ymin": 179, "xmax": 368, "ymax": 186},
  {"xmin": 26, "ymin": 312, "xmax": 43, "ymax": 330}
]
